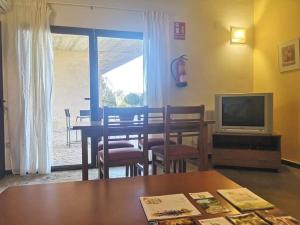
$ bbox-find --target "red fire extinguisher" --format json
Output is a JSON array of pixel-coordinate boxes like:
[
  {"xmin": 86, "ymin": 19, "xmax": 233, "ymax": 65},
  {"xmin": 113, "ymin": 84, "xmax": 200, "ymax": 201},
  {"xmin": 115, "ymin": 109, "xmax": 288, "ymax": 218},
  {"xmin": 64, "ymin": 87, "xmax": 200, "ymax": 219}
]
[{"xmin": 171, "ymin": 55, "xmax": 188, "ymax": 87}]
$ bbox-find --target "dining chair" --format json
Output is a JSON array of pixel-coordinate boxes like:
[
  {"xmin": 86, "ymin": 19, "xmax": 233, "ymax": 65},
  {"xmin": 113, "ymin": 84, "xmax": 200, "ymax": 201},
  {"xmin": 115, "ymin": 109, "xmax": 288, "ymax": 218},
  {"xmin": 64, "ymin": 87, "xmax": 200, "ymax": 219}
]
[
  {"xmin": 97, "ymin": 107, "xmax": 134, "ymax": 176},
  {"xmin": 64, "ymin": 109, "xmax": 77, "ymax": 147},
  {"xmin": 76, "ymin": 109, "xmax": 91, "ymax": 122},
  {"xmin": 98, "ymin": 106, "xmax": 149, "ymax": 179},
  {"xmin": 138, "ymin": 107, "xmax": 176, "ymax": 150},
  {"xmin": 151, "ymin": 105, "xmax": 206, "ymax": 174},
  {"xmin": 137, "ymin": 107, "xmax": 176, "ymax": 175}
]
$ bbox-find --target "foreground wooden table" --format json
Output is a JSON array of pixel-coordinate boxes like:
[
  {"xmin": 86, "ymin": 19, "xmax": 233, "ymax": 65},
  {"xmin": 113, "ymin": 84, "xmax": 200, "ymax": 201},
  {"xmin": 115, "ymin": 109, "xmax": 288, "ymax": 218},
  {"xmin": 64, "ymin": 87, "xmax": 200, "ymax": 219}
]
[
  {"xmin": 0, "ymin": 171, "xmax": 242, "ymax": 225},
  {"xmin": 73, "ymin": 121, "xmax": 215, "ymax": 180}
]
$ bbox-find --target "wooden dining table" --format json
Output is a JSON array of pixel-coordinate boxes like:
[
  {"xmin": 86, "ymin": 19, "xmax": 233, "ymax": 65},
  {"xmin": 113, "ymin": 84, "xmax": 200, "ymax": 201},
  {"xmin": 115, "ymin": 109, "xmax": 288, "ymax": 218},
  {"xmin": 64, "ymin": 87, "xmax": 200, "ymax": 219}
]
[
  {"xmin": 73, "ymin": 120, "xmax": 215, "ymax": 181},
  {"xmin": 1, "ymin": 171, "xmax": 246, "ymax": 225}
]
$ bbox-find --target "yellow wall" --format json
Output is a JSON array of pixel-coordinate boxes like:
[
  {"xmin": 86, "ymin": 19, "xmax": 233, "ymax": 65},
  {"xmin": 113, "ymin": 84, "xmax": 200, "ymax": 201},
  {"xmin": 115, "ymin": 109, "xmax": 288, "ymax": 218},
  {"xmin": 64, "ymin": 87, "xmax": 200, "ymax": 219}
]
[{"xmin": 254, "ymin": 0, "xmax": 300, "ymax": 163}]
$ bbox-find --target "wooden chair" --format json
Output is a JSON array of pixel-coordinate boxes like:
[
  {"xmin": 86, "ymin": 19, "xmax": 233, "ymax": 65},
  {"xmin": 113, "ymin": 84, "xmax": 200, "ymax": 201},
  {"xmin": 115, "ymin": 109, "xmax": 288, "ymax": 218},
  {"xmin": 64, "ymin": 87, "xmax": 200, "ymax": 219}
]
[
  {"xmin": 137, "ymin": 107, "xmax": 176, "ymax": 175},
  {"xmin": 64, "ymin": 109, "xmax": 77, "ymax": 147},
  {"xmin": 97, "ymin": 107, "xmax": 134, "ymax": 176},
  {"xmin": 98, "ymin": 107, "xmax": 149, "ymax": 179},
  {"xmin": 151, "ymin": 105, "xmax": 206, "ymax": 174},
  {"xmin": 138, "ymin": 107, "xmax": 176, "ymax": 150}
]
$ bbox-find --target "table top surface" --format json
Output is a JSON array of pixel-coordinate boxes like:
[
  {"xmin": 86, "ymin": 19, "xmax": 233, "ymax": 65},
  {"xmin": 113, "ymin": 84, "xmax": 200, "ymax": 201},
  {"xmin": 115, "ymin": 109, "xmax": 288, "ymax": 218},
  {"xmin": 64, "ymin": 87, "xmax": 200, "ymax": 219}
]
[
  {"xmin": 73, "ymin": 120, "xmax": 216, "ymax": 130},
  {"xmin": 0, "ymin": 171, "xmax": 243, "ymax": 225}
]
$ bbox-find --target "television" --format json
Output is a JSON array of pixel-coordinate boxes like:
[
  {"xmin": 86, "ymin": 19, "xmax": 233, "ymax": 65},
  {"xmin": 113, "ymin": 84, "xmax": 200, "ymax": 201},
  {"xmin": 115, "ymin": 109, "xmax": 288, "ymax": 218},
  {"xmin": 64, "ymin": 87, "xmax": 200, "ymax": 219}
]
[{"xmin": 215, "ymin": 93, "xmax": 273, "ymax": 134}]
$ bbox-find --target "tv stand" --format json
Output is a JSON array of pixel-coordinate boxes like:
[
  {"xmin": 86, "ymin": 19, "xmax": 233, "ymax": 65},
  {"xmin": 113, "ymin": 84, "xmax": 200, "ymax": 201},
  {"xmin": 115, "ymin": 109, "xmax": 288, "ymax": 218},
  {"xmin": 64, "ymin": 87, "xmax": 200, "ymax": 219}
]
[{"xmin": 212, "ymin": 132, "xmax": 281, "ymax": 170}]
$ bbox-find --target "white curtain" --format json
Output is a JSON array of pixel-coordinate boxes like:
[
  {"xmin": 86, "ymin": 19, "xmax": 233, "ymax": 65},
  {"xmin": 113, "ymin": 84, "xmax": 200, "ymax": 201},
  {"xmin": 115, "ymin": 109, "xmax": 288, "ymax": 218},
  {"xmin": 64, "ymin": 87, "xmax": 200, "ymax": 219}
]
[
  {"xmin": 0, "ymin": 0, "xmax": 10, "ymax": 14},
  {"xmin": 143, "ymin": 11, "xmax": 171, "ymax": 107},
  {"xmin": 3, "ymin": 0, "xmax": 53, "ymax": 175}
]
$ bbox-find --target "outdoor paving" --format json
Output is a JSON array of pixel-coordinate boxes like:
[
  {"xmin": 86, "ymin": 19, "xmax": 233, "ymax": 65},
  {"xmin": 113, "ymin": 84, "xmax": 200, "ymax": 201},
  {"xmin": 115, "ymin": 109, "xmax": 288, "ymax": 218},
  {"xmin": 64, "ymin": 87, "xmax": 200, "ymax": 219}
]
[{"xmin": 52, "ymin": 122, "xmax": 91, "ymax": 166}]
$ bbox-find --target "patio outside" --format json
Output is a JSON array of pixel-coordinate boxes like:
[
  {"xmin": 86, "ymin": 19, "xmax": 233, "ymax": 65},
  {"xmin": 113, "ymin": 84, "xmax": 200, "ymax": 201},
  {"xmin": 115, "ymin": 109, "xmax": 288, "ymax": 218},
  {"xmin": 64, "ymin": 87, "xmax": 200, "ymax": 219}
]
[{"xmin": 52, "ymin": 34, "xmax": 143, "ymax": 167}]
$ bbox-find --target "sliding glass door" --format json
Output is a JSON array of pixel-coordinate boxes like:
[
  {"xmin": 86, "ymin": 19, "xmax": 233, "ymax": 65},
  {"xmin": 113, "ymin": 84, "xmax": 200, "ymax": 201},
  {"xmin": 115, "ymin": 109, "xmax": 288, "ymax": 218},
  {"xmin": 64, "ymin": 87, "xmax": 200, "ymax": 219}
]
[
  {"xmin": 51, "ymin": 27, "xmax": 94, "ymax": 170},
  {"xmin": 51, "ymin": 26, "xmax": 143, "ymax": 171}
]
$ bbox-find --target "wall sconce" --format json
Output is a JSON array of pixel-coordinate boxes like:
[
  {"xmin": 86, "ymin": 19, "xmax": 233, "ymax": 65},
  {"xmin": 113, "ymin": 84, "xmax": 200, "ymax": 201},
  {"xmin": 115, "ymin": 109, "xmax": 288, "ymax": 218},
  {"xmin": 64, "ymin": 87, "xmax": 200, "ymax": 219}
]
[{"xmin": 231, "ymin": 27, "xmax": 246, "ymax": 44}]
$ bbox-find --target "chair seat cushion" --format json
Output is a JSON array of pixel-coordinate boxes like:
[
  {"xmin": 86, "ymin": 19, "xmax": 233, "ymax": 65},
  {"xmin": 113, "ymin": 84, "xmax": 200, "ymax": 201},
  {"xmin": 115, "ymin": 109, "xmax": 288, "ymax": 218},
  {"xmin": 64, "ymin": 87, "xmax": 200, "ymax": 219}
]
[
  {"xmin": 151, "ymin": 145, "xmax": 199, "ymax": 159},
  {"xmin": 99, "ymin": 148, "xmax": 143, "ymax": 162},
  {"xmin": 139, "ymin": 138, "xmax": 176, "ymax": 149},
  {"xmin": 98, "ymin": 141, "xmax": 134, "ymax": 151}
]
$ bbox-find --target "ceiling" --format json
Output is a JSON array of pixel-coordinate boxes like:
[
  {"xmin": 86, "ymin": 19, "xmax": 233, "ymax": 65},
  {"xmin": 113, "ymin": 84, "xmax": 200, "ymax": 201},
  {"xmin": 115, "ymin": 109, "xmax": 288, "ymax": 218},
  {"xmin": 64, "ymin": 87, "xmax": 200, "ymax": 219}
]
[{"xmin": 53, "ymin": 34, "xmax": 143, "ymax": 75}]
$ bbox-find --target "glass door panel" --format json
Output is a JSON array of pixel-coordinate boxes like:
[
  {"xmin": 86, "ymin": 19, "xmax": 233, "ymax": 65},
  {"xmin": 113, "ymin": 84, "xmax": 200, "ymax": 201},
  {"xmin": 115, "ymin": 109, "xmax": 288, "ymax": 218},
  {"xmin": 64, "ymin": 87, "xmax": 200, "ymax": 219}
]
[
  {"xmin": 52, "ymin": 33, "xmax": 91, "ymax": 167},
  {"xmin": 97, "ymin": 36, "xmax": 143, "ymax": 108}
]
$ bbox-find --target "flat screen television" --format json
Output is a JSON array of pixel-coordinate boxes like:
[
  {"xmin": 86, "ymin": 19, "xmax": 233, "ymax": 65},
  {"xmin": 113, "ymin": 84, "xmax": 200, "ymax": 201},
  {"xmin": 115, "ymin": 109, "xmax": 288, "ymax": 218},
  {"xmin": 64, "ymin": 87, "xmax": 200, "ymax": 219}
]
[{"xmin": 215, "ymin": 93, "xmax": 273, "ymax": 134}]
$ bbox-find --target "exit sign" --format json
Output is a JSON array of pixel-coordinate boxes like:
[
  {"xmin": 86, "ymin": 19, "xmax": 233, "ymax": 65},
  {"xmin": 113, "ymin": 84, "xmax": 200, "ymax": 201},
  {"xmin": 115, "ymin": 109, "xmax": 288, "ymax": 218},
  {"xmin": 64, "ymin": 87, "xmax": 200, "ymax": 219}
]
[{"xmin": 174, "ymin": 22, "xmax": 186, "ymax": 40}]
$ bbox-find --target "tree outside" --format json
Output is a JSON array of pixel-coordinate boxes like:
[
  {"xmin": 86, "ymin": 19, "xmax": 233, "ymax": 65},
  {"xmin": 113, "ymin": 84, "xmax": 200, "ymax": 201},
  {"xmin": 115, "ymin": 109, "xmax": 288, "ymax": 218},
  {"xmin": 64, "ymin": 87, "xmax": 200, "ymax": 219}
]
[{"xmin": 101, "ymin": 76, "xmax": 143, "ymax": 107}]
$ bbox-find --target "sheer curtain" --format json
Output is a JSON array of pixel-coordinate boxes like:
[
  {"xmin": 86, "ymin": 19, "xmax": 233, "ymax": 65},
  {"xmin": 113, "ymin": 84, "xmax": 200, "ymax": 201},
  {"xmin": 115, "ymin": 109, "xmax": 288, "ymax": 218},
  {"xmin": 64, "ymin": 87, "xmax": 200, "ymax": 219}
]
[
  {"xmin": 0, "ymin": 0, "xmax": 10, "ymax": 14},
  {"xmin": 3, "ymin": 0, "xmax": 53, "ymax": 175},
  {"xmin": 143, "ymin": 11, "xmax": 171, "ymax": 107}
]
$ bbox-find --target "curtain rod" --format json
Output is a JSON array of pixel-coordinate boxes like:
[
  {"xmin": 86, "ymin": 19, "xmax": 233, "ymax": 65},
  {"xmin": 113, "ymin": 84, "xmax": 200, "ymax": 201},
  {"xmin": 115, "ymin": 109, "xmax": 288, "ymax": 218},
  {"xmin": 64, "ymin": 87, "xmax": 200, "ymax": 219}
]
[{"xmin": 48, "ymin": 1, "xmax": 143, "ymax": 13}]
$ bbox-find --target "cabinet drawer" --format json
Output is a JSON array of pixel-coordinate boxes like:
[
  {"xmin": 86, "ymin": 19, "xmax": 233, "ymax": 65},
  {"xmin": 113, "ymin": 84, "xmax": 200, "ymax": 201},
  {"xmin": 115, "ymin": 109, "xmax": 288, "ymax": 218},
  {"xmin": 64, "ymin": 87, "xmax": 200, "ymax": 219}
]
[{"xmin": 212, "ymin": 149, "xmax": 281, "ymax": 169}]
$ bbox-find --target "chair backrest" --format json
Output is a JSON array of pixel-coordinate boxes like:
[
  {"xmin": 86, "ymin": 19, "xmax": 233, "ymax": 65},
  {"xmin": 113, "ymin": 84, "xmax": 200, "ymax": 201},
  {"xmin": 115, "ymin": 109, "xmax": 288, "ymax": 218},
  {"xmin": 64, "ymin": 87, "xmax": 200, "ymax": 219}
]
[
  {"xmin": 164, "ymin": 105, "xmax": 205, "ymax": 149},
  {"xmin": 64, "ymin": 109, "xmax": 70, "ymax": 117},
  {"xmin": 64, "ymin": 109, "xmax": 71, "ymax": 128},
  {"xmin": 103, "ymin": 106, "xmax": 149, "ymax": 151},
  {"xmin": 79, "ymin": 110, "xmax": 91, "ymax": 117},
  {"xmin": 148, "ymin": 107, "xmax": 165, "ymax": 123}
]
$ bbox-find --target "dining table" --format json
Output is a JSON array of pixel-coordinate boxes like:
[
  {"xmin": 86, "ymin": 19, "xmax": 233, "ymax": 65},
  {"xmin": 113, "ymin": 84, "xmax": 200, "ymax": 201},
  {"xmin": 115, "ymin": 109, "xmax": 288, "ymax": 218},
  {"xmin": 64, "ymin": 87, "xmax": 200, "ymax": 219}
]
[
  {"xmin": 1, "ymin": 170, "xmax": 249, "ymax": 225},
  {"xmin": 73, "ymin": 120, "xmax": 215, "ymax": 180}
]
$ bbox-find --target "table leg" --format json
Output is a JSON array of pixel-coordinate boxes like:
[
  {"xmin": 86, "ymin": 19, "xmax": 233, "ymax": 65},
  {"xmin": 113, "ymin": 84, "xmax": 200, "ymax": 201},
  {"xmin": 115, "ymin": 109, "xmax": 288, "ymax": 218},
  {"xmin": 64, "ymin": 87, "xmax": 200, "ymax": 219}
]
[
  {"xmin": 202, "ymin": 124, "xmax": 209, "ymax": 170},
  {"xmin": 82, "ymin": 131, "xmax": 89, "ymax": 181}
]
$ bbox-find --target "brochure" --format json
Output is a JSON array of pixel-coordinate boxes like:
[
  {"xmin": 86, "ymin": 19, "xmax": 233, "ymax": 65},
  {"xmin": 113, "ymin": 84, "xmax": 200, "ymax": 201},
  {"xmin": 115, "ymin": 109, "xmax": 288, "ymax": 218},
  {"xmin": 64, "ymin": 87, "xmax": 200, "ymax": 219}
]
[
  {"xmin": 228, "ymin": 213, "xmax": 270, "ymax": 225},
  {"xmin": 196, "ymin": 197, "xmax": 230, "ymax": 214},
  {"xmin": 199, "ymin": 217, "xmax": 233, "ymax": 225},
  {"xmin": 140, "ymin": 194, "xmax": 201, "ymax": 221},
  {"xmin": 189, "ymin": 192, "xmax": 214, "ymax": 200},
  {"xmin": 157, "ymin": 217, "xmax": 196, "ymax": 225},
  {"xmin": 217, "ymin": 188, "xmax": 274, "ymax": 211},
  {"xmin": 256, "ymin": 209, "xmax": 299, "ymax": 225}
]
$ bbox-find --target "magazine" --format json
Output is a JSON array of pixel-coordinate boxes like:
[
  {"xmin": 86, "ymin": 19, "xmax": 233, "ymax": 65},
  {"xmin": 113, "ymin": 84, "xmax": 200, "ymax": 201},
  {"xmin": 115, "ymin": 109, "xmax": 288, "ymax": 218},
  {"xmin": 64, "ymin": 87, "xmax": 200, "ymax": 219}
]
[
  {"xmin": 189, "ymin": 192, "xmax": 214, "ymax": 200},
  {"xmin": 157, "ymin": 218, "xmax": 196, "ymax": 225},
  {"xmin": 196, "ymin": 197, "xmax": 230, "ymax": 214},
  {"xmin": 228, "ymin": 213, "xmax": 270, "ymax": 225},
  {"xmin": 256, "ymin": 209, "xmax": 299, "ymax": 225},
  {"xmin": 217, "ymin": 188, "xmax": 274, "ymax": 211},
  {"xmin": 273, "ymin": 217, "xmax": 300, "ymax": 225},
  {"xmin": 140, "ymin": 194, "xmax": 201, "ymax": 221},
  {"xmin": 149, "ymin": 222, "xmax": 159, "ymax": 225},
  {"xmin": 199, "ymin": 217, "xmax": 233, "ymax": 225}
]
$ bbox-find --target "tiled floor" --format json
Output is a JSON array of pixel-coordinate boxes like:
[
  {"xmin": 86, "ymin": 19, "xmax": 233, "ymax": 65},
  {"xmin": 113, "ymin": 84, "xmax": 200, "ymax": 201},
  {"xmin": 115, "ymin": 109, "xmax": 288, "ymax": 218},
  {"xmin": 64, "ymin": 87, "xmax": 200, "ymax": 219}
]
[
  {"xmin": 52, "ymin": 123, "xmax": 91, "ymax": 166},
  {"xmin": 1, "ymin": 164, "xmax": 299, "ymax": 219}
]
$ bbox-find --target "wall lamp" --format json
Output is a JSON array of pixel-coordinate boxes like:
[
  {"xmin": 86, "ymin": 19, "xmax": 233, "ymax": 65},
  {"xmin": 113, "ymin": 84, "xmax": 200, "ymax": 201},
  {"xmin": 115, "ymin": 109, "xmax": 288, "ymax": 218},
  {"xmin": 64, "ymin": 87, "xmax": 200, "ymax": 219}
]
[{"xmin": 231, "ymin": 27, "xmax": 246, "ymax": 44}]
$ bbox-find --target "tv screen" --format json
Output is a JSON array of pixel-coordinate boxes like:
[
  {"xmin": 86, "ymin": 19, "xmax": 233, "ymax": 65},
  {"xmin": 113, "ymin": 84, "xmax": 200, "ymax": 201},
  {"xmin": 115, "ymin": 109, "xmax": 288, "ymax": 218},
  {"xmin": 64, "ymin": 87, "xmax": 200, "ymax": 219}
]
[{"xmin": 222, "ymin": 96, "xmax": 265, "ymax": 127}]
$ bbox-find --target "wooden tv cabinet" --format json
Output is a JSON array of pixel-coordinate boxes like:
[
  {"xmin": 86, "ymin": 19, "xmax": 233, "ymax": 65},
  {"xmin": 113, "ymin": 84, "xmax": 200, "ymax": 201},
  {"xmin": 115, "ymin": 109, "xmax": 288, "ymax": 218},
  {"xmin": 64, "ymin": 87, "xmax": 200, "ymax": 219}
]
[{"xmin": 212, "ymin": 132, "xmax": 281, "ymax": 170}]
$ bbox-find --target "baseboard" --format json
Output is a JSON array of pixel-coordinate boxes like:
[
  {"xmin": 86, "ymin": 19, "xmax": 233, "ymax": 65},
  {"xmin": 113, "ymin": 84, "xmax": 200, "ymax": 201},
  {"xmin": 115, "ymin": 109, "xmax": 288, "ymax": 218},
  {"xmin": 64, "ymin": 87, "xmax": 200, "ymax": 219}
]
[
  {"xmin": 282, "ymin": 159, "xmax": 300, "ymax": 169},
  {"xmin": 4, "ymin": 164, "xmax": 88, "ymax": 175}
]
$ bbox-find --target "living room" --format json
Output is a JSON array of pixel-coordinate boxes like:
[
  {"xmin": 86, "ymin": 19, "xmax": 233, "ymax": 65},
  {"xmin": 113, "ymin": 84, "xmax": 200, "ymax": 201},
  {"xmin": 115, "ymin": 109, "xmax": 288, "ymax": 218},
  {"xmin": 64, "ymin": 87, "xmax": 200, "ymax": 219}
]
[{"xmin": 0, "ymin": 0, "xmax": 299, "ymax": 224}]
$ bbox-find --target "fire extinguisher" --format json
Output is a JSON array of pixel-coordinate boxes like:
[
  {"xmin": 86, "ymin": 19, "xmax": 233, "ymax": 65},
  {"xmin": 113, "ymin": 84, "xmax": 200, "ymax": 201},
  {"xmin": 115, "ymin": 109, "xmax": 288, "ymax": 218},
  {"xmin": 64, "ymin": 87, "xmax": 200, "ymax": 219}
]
[{"xmin": 171, "ymin": 55, "xmax": 188, "ymax": 88}]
